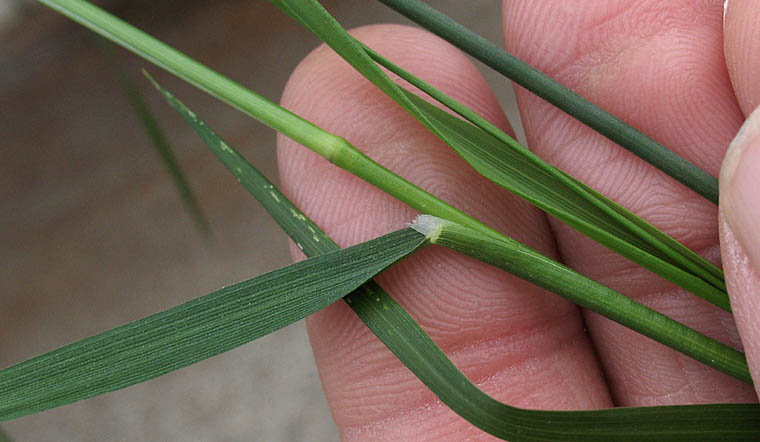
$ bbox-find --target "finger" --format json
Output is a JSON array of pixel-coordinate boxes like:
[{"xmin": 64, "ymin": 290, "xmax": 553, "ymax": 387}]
[
  {"xmin": 502, "ymin": 0, "xmax": 757, "ymax": 405},
  {"xmin": 278, "ymin": 24, "xmax": 611, "ymax": 440},
  {"xmin": 720, "ymin": 107, "xmax": 760, "ymax": 397},
  {"xmin": 721, "ymin": 0, "xmax": 760, "ymax": 396},
  {"xmin": 723, "ymin": 0, "xmax": 760, "ymax": 116}
]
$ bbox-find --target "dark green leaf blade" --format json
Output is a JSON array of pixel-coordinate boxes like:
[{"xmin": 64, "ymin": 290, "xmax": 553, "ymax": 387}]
[
  {"xmin": 347, "ymin": 280, "xmax": 760, "ymax": 441},
  {"xmin": 376, "ymin": 0, "xmax": 719, "ymax": 204},
  {"xmin": 363, "ymin": 45, "xmax": 725, "ymax": 288},
  {"xmin": 0, "ymin": 227, "xmax": 426, "ymax": 421},
  {"xmin": 401, "ymin": 89, "xmax": 729, "ymax": 310},
  {"xmin": 155, "ymin": 76, "xmax": 760, "ymax": 440}
]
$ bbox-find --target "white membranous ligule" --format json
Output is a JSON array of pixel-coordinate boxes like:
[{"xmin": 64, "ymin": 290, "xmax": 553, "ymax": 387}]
[{"xmin": 409, "ymin": 214, "xmax": 447, "ymax": 242}]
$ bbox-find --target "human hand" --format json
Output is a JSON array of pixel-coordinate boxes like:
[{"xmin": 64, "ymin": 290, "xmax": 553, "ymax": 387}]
[{"xmin": 277, "ymin": 1, "xmax": 760, "ymax": 439}]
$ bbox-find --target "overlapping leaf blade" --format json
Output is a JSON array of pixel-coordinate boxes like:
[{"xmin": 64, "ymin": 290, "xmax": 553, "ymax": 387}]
[
  {"xmin": 363, "ymin": 46, "xmax": 723, "ymax": 283},
  {"xmin": 272, "ymin": 0, "xmax": 728, "ymax": 311},
  {"xmin": 376, "ymin": 0, "xmax": 719, "ymax": 204},
  {"xmin": 155, "ymin": 81, "xmax": 760, "ymax": 440}
]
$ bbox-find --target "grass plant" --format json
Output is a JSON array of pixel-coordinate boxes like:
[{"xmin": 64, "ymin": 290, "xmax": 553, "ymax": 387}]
[{"xmin": 3, "ymin": 0, "xmax": 759, "ymax": 440}]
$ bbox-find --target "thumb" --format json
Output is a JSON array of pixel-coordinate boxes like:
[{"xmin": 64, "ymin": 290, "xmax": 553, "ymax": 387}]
[{"xmin": 720, "ymin": 105, "xmax": 760, "ymax": 396}]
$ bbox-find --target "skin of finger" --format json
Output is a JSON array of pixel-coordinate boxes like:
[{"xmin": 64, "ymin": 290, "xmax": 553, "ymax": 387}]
[
  {"xmin": 720, "ymin": 214, "xmax": 760, "ymax": 397},
  {"xmin": 721, "ymin": 0, "xmax": 760, "ymax": 396},
  {"xmin": 278, "ymin": 24, "xmax": 611, "ymax": 441},
  {"xmin": 502, "ymin": 0, "xmax": 757, "ymax": 405},
  {"xmin": 723, "ymin": 0, "xmax": 760, "ymax": 116}
]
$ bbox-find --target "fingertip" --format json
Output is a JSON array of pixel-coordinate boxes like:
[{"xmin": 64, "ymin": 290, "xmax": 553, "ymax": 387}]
[
  {"xmin": 720, "ymin": 105, "xmax": 760, "ymax": 269},
  {"xmin": 720, "ymin": 103, "xmax": 760, "ymax": 395}
]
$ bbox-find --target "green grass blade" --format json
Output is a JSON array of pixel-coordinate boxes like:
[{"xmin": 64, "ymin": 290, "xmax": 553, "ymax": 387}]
[
  {"xmin": 0, "ymin": 228, "xmax": 426, "ymax": 421},
  {"xmin": 271, "ymin": 0, "xmax": 729, "ymax": 311},
  {"xmin": 402, "ymin": 89, "xmax": 728, "ymax": 309},
  {"xmin": 40, "ymin": 0, "xmax": 736, "ymax": 372},
  {"xmin": 36, "ymin": 0, "xmax": 501, "ymax": 240},
  {"xmin": 376, "ymin": 0, "xmax": 719, "ymax": 204},
  {"xmin": 149, "ymin": 75, "xmax": 743, "ymax": 380},
  {"xmin": 32, "ymin": 2, "xmax": 759, "ymax": 436},
  {"xmin": 95, "ymin": 37, "xmax": 211, "ymax": 238},
  {"xmin": 412, "ymin": 215, "xmax": 749, "ymax": 383},
  {"xmin": 364, "ymin": 45, "xmax": 726, "ymax": 287},
  {"xmin": 348, "ymin": 281, "xmax": 760, "ymax": 441},
  {"xmin": 162, "ymin": 84, "xmax": 760, "ymax": 440}
]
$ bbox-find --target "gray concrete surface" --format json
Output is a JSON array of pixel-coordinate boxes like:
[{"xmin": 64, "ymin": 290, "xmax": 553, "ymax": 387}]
[{"xmin": 0, "ymin": 1, "xmax": 518, "ymax": 440}]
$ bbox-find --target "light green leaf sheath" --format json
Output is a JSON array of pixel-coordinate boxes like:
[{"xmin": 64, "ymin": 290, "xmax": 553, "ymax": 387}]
[
  {"xmin": 0, "ymin": 226, "xmax": 426, "ymax": 421},
  {"xmin": 153, "ymin": 81, "xmax": 760, "ymax": 441}
]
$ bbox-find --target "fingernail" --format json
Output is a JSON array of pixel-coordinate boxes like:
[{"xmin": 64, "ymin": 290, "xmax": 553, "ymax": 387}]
[{"xmin": 721, "ymin": 105, "xmax": 760, "ymax": 269}]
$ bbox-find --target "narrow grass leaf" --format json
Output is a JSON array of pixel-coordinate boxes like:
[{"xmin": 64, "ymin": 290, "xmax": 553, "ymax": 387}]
[
  {"xmin": 346, "ymin": 281, "xmax": 760, "ymax": 442},
  {"xmin": 402, "ymin": 88, "xmax": 727, "ymax": 308},
  {"xmin": 95, "ymin": 37, "xmax": 211, "ymax": 238},
  {"xmin": 43, "ymin": 0, "xmax": 736, "ymax": 373},
  {"xmin": 272, "ymin": 0, "xmax": 729, "ymax": 310},
  {"xmin": 37, "ymin": 0, "xmax": 504, "ymax": 242},
  {"xmin": 376, "ymin": 0, "xmax": 719, "ymax": 204},
  {"xmin": 412, "ymin": 215, "xmax": 749, "ymax": 383},
  {"xmin": 156, "ymin": 77, "xmax": 760, "ymax": 439},
  {"xmin": 167, "ymin": 87, "xmax": 760, "ymax": 440},
  {"xmin": 0, "ymin": 227, "xmax": 426, "ymax": 421},
  {"xmin": 365, "ymin": 46, "xmax": 725, "ymax": 286}
]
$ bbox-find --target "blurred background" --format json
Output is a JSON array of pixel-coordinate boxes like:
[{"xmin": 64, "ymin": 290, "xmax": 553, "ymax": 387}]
[{"xmin": 0, "ymin": 0, "xmax": 521, "ymax": 440}]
